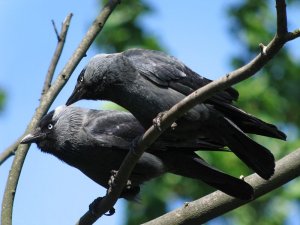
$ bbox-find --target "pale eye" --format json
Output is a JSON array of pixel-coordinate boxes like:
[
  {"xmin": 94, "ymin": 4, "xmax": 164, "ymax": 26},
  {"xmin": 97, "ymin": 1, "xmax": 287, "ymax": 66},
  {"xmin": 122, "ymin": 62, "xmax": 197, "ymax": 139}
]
[
  {"xmin": 47, "ymin": 123, "xmax": 53, "ymax": 130},
  {"xmin": 79, "ymin": 76, "xmax": 84, "ymax": 82}
]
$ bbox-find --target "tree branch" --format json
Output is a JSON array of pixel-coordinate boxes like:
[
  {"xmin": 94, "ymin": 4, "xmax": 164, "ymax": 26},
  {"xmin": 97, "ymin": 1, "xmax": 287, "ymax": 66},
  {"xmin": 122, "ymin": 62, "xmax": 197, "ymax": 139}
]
[
  {"xmin": 1, "ymin": 1, "xmax": 120, "ymax": 225},
  {"xmin": 0, "ymin": 16, "xmax": 72, "ymax": 167},
  {"xmin": 0, "ymin": 14, "xmax": 73, "ymax": 168},
  {"xmin": 41, "ymin": 14, "xmax": 72, "ymax": 95},
  {"xmin": 286, "ymin": 28, "xmax": 300, "ymax": 41},
  {"xmin": 77, "ymin": 0, "xmax": 300, "ymax": 223},
  {"xmin": 0, "ymin": 137, "xmax": 22, "ymax": 166},
  {"xmin": 276, "ymin": 0, "xmax": 287, "ymax": 36},
  {"xmin": 142, "ymin": 148, "xmax": 300, "ymax": 225}
]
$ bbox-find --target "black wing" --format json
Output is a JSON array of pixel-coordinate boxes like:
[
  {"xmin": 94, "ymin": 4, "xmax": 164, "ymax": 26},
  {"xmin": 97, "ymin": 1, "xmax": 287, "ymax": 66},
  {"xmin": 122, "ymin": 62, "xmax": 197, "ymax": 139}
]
[
  {"xmin": 123, "ymin": 48, "xmax": 239, "ymax": 104},
  {"xmin": 83, "ymin": 110, "xmax": 143, "ymax": 150},
  {"xmin": 84, "ymin": 109, "xmax": 226, "ymax": 151},
  {"xmin": 123, "ymin": 49, "xmax": 286, "ymax": 140}
]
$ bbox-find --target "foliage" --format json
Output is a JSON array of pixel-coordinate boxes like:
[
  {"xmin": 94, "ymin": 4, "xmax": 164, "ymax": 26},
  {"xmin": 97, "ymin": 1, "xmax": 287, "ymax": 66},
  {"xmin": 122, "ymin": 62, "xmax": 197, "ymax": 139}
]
[
  {"xmin": 96, "ymin": 0, "xmax": 163, "ymax": 53},
  {"xmin": 0, "ymin": 88, "xmax": 5, "ymax": 112},
  {"xmin": 95, "ymin": 1, "xmax": 300, "ymax": 224},
  {"xmin": 225, "ymin": 1, "xmax": 300, "ymax": 224}
]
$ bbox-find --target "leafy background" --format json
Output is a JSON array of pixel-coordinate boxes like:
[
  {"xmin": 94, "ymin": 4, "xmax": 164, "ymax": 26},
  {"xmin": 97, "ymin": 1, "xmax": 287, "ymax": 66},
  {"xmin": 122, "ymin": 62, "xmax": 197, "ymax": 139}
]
[
  {"xmin": 96, "ymin": 0, "xmax": 300, "ymax": 224},
  {"xmin": 0, "ymin": 0, "xmax": 300, "ymax": 224}
]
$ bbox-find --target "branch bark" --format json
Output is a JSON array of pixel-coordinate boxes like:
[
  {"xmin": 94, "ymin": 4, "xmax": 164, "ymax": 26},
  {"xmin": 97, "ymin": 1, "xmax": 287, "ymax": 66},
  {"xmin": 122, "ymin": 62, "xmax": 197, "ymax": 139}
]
[
  {"xmin": 0, "ymin": 137, "xmax": 22, "ymax": 166},
  {"xmin": 1, "ymin": 1, "xmax": 120, "ymax": 225},
  {"xmin": 77, "ymin": 0, "xmax": 300, "ymax": 224},
  {"xmin": 142, "ymin": 148, "xmax": 300, "ymax": 225}
]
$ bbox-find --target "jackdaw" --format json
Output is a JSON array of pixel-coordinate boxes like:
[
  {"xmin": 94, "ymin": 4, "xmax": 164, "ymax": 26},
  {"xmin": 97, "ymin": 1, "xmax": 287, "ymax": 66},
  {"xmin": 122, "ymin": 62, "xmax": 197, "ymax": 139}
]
[
  {"xmin": 66, "ymin": 48, "xmax": 286, "ymax": 180},
  {"xmin": 21, "ymin": 105, "xmax": 254, "ymax": 200}
]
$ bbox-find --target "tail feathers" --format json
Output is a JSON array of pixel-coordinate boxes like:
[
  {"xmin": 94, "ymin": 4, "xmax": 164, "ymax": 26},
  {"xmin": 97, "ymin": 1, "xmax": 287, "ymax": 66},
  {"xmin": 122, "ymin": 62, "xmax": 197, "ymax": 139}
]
[
  {"xmin": 161, "ymin": 152, "xmax": 254, "ymax": 200},
  {"xmin": 214, "ymin": 103, "xmax": 286, "ymax": 140},
  {"xmin": 192, "ymin": 157, "xmax": 254, "ymax": 200},
  {"xmin": 220, "ymin": 117, "xmax": 275, "ymax": 180},
  {"xmin": 154, "ymin": 138, "xmax": 228, "ymax": 152}
]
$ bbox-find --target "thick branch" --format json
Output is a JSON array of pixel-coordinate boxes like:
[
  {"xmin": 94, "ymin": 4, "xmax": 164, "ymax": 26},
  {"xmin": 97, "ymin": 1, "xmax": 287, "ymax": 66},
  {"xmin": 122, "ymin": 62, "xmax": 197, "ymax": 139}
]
[
  {"xmin": 143, "ymin": 148, "xmax": 300, "ymax": 225},
  {"xmin": 42, "ymin": 14, "xmax": 72, "ymax": 95},
  {"xmin": 1, "ymin": 1, "xmax": 120, "ymax": 225},
  {"xmin": 78, "ymin": 0, "xmax": 300, "ymax": 223}
]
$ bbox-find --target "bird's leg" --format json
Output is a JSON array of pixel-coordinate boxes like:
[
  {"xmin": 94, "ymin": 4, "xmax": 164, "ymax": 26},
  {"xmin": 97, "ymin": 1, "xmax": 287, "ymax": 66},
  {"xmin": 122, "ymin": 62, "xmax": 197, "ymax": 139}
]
[
  {"xmin": 88, "ymin": 197, "xmax": 116, "ymax": 216},
  {"xmin": 153, "ymin": 111, "xmax": 177, "ymax": 131}
]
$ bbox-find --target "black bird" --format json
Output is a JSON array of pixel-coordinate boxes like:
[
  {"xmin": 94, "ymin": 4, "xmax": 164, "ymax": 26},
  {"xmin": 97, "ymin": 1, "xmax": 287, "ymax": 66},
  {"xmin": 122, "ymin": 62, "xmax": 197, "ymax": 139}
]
[
  {"xmin": 21, "ymin": 105, "xmax": 254, "ymax": 200},
  {"xmin": 66, "ymin": 48, "xmax": 286, "ymax": 180}
]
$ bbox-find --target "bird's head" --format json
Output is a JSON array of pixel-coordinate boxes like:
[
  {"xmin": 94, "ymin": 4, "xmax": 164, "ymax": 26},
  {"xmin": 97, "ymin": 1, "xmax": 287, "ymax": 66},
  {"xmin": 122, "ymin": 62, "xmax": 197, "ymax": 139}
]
[
  {"xmin": 66, "ymin": 54, "xmax": 119, "ymax": 106},
  {"xmin": 21, "ymin": 105, "xmax": 79, "ymax": 153}
]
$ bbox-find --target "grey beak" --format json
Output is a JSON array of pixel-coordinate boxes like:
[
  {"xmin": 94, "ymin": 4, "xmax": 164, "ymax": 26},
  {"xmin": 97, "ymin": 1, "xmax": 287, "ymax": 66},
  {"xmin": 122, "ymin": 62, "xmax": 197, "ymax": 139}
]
[
  {"xmin": 21, "ymin": 130, "xmax": 45, "ymax": 144},
  {"xmin": 66, "ymin": 86, "xmax": 84, "ymax": 106}
]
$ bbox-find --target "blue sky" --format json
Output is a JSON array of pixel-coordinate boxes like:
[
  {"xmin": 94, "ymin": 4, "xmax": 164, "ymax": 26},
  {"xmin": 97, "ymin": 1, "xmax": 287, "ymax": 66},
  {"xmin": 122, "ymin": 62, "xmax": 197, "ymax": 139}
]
[{"xmin": 0, "ymin": 1, "xmax": 299, "ymax": 225}]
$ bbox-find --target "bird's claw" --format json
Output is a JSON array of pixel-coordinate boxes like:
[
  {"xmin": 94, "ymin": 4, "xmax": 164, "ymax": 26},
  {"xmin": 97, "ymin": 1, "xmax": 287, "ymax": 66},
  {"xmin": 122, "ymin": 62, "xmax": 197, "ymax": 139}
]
[
  {"xmin": 89, "ymin": 197, "xmax": 116, "ymax": 216},
  {"xmin": 108, "ymin": 170, "xmax": 118, "ymax": 193},
  {"xmin": 171, "ymin": 122, "xmax": 177, "ymax": 130},
  {"xmin": 153, "ymin": 112, "xmax": 165, "ymax": 131},
  {"xmin": 108, "ymin": 170, "xmax": 133, "ymax": 193},
  {"xmin": 104, "ymin": 207, "xmax": 116, "ymax": 216}
]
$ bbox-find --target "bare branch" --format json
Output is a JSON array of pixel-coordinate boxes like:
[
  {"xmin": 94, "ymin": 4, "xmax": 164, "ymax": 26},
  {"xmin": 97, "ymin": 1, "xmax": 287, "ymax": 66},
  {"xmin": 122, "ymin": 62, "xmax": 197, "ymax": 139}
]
[
  {"xmin": 78, "ymin": 0, "xmax": 300, "ymax": 223},
  {"xmin": 42, "ymin": 14, "xmax": 73, "ymax": 95},
  {"xmin": 1, "ymin": 1, "xmax": 120, "ymax": 225},
  {"xmin": 0, "ymin": 137, "xmax": 22, "ymax": 166},
  {"xmin": 143, "ymin": 148, "xmax": 300, "ymax": 225},
  {"xmin": 286, "ymin": 28, "xmax": 300, "ymax": 41},
  {"xmin": 276, "ymin": 0, "xmax": 288, "ymax": 36},
  {"xmin": 51, "ymin": 20, "xmax": 61, "ymax": 42}
]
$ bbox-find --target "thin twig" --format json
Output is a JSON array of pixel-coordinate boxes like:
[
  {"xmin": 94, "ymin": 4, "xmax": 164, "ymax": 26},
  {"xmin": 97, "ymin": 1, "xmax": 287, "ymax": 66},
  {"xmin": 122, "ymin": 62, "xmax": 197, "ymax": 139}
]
[
  {"xmin": 51, "ymin": 20, "xmax": 61, "ymax": 42},
  {"xmin": 1, "ymin": 1, "xmax": 120, "ymax": 225},
  {"xmin": 76, "ymin": 0, "xmax": 300, "ymax": 224},
  {"xmin": 143, "ymin": 148, "xmax": 300, "ymax": 225},
  {"xmin": 0, "ymin": 137, "xmax": 22, "ymax": 166},
  {"xmin": 286, "ymin": 28, "xmax": 300, "ymax": 41},
  {"xmin": 42, "ymin": 14, "xmax": 72, "ymax": 95},
  {"xmin": 276, "ymin": 0, "xmax": 288, "ymax": 36}
]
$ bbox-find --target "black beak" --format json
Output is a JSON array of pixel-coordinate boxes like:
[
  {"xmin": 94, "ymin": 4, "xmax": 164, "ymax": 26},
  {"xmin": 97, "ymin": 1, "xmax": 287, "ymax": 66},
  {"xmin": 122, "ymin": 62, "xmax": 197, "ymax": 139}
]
[
  {"xmin": 21, "ymin": 128, "xmax": 45, "ymax": 144},
  {"xmin": 66, "ymin": 86, "xmax": 84, "ymax": 106}
]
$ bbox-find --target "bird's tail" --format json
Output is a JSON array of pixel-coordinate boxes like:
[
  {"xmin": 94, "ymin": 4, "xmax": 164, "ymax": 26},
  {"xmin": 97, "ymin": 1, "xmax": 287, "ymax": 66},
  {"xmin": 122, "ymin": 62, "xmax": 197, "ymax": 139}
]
[
  {"xmin": 214, "ymin": 103, "xmax": 286, "ymax": 140},
  {"xmin": 158, "ymin": 151, "xmax": 254, "ymax": 200},
  {"xmin": 218, "ymin": 116, "xmax": 275, "ymax": 180}
]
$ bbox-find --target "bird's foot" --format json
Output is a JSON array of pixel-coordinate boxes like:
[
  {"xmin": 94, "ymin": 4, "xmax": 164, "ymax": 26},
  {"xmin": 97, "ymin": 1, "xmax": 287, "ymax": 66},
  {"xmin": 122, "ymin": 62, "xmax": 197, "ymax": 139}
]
[
  {"xmin": 153, "ymin": 111, "xmax": 177, "ymax": 131},
  {"xmin": 89, "ymin": 197, "xmax": 116, "ymax": 216},
  {"xmin": 108, "ymin": 170, "xmax": 118, "ymax": 193},
  {"xmin": 108, "ymin": 170, "xmax": 133, "ymax": 193},
  {"xmin": 171, "ymin": 121, "xmax": 177, "ymax": 130},
  {"xmin": 153, "ymin": 112, "xmax": 166, "ymax": 131}
]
